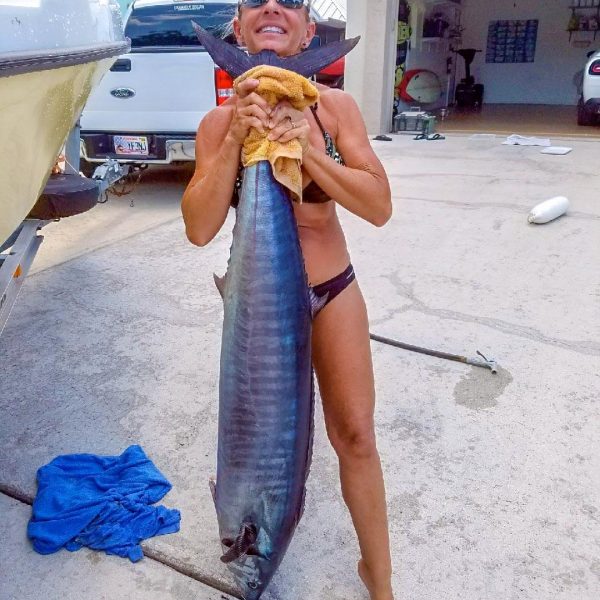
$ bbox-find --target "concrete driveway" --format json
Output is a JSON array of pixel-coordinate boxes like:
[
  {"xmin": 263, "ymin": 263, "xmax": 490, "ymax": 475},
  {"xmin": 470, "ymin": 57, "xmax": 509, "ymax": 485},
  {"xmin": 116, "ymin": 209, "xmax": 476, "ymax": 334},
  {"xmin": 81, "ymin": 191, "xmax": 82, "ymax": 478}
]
[{"xmin": 1, "ymin": 134, "xmax": 599, "ymax": 600}]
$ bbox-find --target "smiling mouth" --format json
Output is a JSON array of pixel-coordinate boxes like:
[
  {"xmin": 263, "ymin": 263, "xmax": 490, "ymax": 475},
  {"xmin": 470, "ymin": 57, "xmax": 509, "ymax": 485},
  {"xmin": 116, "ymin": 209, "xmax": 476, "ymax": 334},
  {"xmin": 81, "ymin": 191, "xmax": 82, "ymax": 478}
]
[{"xmin": 258, "ymin": 26, "xmax": 286, "ymax": 34}]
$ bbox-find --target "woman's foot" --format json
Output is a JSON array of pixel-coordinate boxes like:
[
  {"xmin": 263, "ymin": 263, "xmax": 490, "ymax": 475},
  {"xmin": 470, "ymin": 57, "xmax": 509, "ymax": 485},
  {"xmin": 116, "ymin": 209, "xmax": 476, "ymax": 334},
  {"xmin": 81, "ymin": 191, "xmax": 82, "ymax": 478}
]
[{"xmin": 358, "ymin": 558, "xmax": 394, "ymax": 600}]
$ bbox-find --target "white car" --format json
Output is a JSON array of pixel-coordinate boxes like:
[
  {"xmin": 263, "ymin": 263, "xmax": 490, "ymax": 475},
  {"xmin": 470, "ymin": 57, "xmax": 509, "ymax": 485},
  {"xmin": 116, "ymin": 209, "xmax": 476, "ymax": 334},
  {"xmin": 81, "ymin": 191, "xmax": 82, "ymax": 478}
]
[
  {"xmin": 578, "ymin": 49, "xmax": 600, "ymax": 126},
  {"xmin": 80, "ymin": 0, "xmax": 238, "ymax": 172}
]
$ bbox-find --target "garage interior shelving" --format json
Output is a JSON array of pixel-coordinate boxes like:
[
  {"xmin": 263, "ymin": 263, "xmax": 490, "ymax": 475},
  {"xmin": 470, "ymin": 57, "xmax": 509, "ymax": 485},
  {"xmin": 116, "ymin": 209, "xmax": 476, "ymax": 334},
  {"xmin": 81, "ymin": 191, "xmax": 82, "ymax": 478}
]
[{"xmin": 568, "ymin": 1, "xmax": 600, "ymax": 42}]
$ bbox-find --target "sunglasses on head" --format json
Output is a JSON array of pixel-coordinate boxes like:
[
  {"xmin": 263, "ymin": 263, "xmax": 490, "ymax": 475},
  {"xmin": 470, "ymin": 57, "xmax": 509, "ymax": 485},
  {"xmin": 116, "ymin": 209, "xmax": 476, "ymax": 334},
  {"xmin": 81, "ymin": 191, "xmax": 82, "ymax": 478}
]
[{"xmin": 239, "ymin": 0, "xmax": 310, "ymax": 9}]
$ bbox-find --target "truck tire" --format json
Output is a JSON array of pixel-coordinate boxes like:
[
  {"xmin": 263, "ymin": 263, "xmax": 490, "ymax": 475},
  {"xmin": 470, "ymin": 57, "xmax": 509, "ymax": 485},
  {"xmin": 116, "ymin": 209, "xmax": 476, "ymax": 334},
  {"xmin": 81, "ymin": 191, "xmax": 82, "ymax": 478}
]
[{"xmin": 577, "ymin": 99, "xmax": 594, "ymax": 126}]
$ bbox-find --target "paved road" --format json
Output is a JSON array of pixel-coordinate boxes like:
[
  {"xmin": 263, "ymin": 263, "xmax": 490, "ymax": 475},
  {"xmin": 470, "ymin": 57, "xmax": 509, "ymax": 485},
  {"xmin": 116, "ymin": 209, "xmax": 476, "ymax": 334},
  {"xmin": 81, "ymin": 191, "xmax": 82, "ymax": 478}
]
[{"xmin": 1, "ymin": 135, "xmax": 599, "ymax": 599}]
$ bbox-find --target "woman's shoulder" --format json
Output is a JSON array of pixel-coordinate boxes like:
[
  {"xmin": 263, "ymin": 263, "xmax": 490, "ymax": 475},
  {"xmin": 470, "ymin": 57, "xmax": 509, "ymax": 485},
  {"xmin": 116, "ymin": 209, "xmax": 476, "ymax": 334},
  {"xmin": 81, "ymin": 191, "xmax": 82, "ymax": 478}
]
[
  {"xmin": 203, "ymin": 100, "xmax": 236, "ymax": 125},
  {"xmin": 198, "ymin": 101, "xmax": 236, "ymax": 137},
  {"xmin": 316, "ymin": 85, "xmax": 353, "ymax": 107},
  {"xmin": 315, "ymin": 86, "xmax": 359, "ymax": 122},
  {"xmin": 314, "ymin": 87, "xmax": 361, "ymax": 137}
]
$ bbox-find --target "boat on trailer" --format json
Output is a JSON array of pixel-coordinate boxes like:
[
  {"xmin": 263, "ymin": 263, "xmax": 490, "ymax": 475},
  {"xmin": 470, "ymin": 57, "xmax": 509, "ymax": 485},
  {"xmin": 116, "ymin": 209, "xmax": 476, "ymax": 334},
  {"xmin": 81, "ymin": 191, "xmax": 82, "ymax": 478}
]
[
  {"xmin": 0, "ymin": 0, "xmax": 129, "ymax": 333},
  {"xmin": 0, "ymin": 0, "xmax": 129, "ymax": 247}
]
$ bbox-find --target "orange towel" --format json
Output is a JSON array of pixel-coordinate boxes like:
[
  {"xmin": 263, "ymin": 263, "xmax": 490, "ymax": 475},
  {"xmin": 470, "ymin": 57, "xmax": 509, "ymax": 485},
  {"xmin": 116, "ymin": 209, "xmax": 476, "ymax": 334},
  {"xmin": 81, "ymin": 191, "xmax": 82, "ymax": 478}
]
[{"xmin": 234, "ymin": 65, "xmax": 319, "ymax": 203}]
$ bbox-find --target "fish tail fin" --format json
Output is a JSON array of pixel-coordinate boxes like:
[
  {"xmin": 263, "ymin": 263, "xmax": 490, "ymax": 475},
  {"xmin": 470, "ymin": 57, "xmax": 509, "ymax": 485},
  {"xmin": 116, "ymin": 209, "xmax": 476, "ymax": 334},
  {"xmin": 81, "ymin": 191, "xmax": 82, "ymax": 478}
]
[
  {"xmin": 192, "ymin": 21, "xmax": 253, "ymax": 78},
  {"xmin": 280, "ymin": 36, "xmax": 361, "ymax": 78},
  {"xmin": 192, "ymin": 20, "xmax": 360, "ymax": 78},
  {"xmin": 220, "ymin": 522, "xmax": 258, "ymax": 564}
]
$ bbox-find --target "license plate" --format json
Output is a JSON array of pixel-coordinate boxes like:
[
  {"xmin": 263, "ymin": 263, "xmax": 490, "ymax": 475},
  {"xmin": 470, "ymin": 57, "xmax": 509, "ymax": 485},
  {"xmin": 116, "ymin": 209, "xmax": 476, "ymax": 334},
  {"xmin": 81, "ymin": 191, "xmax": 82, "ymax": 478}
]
[{"xmin": 114, "ymin": 135, "xmax": 149, "ymax": 156}]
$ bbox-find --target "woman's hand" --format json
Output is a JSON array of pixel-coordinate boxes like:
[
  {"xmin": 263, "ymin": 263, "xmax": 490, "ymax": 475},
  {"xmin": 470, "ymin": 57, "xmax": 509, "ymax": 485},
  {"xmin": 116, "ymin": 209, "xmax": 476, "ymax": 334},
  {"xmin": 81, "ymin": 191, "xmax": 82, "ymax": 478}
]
[
  {"xmin": 228, "ymin": 78, "xmax": 272, "ymax": 145},
  {"xmin": 267, "ymin": 101, "xmax": 311, "ymax": 153}
]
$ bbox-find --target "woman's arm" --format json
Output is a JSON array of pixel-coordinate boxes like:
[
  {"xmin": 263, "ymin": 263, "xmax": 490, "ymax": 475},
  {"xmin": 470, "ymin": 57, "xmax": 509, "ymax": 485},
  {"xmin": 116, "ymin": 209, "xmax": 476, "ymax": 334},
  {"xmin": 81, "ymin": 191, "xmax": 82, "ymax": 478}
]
[
  {"xmin": 181, "ymin": 109, "xmax": 240, "ymax": 246},
  {"xmin": 181, "ymin": 79, "xmax": 271, "ymax": 246},
  {"xmin": 268, "ymin": 90, "xmax": 392, "ymax": 227},
  {"xmin": 303, "ymin": 91, "xmax": 392, "ymax": 227}
]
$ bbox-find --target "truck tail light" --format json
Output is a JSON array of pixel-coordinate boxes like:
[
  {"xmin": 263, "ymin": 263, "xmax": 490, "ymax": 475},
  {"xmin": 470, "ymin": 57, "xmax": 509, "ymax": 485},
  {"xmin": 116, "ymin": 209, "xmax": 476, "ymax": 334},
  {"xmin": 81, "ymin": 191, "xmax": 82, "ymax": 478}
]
[
  {"xmin": 215, "ymin": 68, "xmax": 235, "ymax": 105},
  {"xmin": 590, "ymin": 60, "xmax": 600, "ymax": 75}
]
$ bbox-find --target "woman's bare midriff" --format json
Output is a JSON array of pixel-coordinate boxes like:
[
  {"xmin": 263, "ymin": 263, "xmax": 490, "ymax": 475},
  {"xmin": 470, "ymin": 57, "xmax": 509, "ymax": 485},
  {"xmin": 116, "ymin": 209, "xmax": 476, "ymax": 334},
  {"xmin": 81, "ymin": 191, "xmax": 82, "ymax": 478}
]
[{"xmin": 294, "ymin": 201, "xmax": 350, "ymax": 286}]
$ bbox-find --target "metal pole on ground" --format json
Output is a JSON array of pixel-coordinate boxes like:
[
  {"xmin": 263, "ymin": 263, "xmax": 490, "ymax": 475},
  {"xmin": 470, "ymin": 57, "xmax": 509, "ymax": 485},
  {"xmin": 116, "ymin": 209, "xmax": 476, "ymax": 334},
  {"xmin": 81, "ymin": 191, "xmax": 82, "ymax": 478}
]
[{"xmin": 370, "ymin": 332, "xmax": 498, "ymax": 374}]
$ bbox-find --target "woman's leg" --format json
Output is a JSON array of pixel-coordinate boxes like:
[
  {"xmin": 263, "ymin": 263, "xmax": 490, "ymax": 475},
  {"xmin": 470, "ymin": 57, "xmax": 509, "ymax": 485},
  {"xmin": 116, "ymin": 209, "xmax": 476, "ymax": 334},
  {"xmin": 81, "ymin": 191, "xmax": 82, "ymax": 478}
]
[{"xmin": 312, "ymin": 281, "xmax": 394, "ymax": 600}]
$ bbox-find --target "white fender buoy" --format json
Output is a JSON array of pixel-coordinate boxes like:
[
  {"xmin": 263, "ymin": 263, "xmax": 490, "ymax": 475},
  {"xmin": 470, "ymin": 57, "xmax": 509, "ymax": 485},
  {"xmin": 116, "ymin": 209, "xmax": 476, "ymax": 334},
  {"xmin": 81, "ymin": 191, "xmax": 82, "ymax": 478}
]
[{"xmin": 528, "ymin": 196, "xmax": 570, "ymax": 224}]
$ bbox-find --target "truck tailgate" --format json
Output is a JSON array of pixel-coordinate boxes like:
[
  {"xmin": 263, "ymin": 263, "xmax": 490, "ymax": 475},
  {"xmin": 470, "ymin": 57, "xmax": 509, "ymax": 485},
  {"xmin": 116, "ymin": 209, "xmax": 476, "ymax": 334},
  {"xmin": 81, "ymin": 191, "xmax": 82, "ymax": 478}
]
[{"xmin": 81, "ymin": 51, "xmax": 217, "ymax": 133}]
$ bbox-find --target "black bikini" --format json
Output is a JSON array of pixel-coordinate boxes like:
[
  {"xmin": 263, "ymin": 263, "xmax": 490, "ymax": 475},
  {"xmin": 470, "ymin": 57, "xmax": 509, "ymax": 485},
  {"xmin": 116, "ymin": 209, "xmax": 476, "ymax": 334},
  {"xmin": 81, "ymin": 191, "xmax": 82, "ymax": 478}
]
[
  {"xmin": 302, "ymin": 105, "xmax": 345, "ymax": 204},
  {"xmin": 311, "ymin": 264, "xmax": 355, "ymax": 312},
  {"xmin": 232, "ymin": 104, "xmax": 355, "ymax": 313},
  {"xmin": 231, "ymin": 104, "xmax": 344, "ymax": 206}
]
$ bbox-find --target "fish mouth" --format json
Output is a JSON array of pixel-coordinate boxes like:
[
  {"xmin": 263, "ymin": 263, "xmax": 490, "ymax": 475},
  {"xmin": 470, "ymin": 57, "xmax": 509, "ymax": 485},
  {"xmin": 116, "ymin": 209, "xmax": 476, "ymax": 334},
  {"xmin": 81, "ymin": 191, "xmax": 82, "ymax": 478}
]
[{"xmin": 242, "ymin": 587, "xmax": 262, "ymax": 600}]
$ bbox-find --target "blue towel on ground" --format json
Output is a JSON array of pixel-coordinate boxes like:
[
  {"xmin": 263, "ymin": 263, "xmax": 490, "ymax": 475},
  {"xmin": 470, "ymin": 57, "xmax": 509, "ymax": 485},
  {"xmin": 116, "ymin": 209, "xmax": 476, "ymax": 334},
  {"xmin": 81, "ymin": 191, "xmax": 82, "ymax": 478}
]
[{"xmin": 27, "ymin": 445, "xmax": 181, "ymax": 562}]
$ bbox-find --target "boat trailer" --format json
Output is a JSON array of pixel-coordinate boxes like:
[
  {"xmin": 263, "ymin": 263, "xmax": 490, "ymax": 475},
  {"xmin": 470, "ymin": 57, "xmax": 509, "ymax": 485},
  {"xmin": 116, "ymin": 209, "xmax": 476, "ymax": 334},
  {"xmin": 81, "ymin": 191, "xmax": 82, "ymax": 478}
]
[{"xmin": 0, "ymin": 123, "xmax": 127, "ymax": 335}]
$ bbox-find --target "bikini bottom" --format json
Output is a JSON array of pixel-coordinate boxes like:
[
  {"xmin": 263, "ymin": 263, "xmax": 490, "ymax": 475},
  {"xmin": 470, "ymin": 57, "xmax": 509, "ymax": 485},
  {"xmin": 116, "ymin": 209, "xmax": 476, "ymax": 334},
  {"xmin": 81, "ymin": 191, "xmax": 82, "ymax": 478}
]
[{"xmin": 310, "ymin": 264, "xmax": 355, "ymax": 316}]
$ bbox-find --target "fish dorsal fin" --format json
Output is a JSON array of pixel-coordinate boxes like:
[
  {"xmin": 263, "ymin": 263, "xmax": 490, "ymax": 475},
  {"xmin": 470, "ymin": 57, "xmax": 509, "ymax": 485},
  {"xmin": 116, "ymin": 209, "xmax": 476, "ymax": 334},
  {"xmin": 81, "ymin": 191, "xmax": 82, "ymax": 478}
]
[
  {"xmin": 192, "ymin": 21, "xmax": 360, "ymax": 78},
  {"xmin": 213, "ymin": 272, "xmax": 227, "ymax": 299}
]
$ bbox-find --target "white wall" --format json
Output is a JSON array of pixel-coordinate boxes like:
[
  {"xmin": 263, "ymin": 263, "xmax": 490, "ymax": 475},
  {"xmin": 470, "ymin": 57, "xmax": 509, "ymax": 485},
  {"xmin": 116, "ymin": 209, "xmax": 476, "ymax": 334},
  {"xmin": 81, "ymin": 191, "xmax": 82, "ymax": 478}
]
[
  {"xmin": 346, "ymin": 0, "xmax": 399, "ymax": 133},
  {"xmin": 461, "ymin": 0, "xmax": 592, "ymax": 105}
]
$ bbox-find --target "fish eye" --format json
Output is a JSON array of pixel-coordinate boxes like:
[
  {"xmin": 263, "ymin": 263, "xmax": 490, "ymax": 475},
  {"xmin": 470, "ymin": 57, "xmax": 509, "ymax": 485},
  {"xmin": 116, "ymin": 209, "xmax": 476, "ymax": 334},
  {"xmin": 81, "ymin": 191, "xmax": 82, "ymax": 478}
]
[{"xmin": 248, "ymin": 581, "xmax": 259, "ymax": 590}]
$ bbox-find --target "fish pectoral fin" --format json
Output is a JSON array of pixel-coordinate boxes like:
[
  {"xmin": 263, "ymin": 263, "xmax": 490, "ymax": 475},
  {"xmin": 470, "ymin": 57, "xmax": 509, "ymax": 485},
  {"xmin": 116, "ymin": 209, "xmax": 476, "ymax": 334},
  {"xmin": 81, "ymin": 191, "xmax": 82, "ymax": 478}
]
[
  {"xmin": 213, "ymin": 273, "xmax": 227, "ymax": 299},
  {"xmin": 219, "ymin": 522, "xmax": 258, "ymax": 564},
  {"xmin": 220, "ymin": 545, "xmax": 240, "ymax": 564},
  {"xmin": 220, "ymin": 541, "xmax": 268, "ymax": 563}
]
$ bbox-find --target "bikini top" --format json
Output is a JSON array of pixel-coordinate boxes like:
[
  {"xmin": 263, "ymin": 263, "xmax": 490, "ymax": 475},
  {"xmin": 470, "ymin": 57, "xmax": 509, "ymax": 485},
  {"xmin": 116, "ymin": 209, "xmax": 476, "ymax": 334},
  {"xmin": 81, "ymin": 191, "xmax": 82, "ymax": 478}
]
[{"xmin": 231, "ymin": 105, "xmax": 344, "ymax": 207}]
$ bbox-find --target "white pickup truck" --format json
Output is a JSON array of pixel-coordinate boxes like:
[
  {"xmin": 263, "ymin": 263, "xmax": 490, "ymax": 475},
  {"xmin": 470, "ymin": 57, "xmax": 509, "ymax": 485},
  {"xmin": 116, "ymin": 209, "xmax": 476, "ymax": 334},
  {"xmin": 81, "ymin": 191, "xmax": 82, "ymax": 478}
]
[
  {"xmin": 579, "ymin": 49, "xmax": 600, "ymax": 126},
  {"xmin": 80, "ymin": 0, "xmax": 238, "ymax": 172}
]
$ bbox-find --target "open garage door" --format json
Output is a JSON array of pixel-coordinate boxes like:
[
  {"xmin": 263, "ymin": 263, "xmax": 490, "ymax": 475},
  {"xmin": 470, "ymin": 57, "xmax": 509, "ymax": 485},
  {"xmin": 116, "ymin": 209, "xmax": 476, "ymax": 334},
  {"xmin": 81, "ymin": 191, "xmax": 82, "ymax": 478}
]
[{"xmin": 347, "ymin": 0, "xmax": 600, "ymax": 136}]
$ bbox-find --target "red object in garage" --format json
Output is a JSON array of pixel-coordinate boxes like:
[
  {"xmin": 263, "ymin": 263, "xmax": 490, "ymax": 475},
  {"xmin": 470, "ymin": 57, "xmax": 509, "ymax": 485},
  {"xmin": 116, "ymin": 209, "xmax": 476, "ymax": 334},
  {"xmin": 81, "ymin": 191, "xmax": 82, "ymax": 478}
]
[
  {"xmin": 398, "ymin": 69, "xmax": 426, "ymax": 101},
  {"xmin": 398, "ymin": 69, "xmax": 443, "ymax": 104}
]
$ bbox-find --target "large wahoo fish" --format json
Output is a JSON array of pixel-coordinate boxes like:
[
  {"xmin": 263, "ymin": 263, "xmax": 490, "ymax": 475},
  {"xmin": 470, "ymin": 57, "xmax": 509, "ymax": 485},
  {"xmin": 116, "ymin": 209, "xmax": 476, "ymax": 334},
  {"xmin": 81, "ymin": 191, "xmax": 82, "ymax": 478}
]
[{"xmin": 193, "ymin": 24, "xmax": 359, "ymax": 599}]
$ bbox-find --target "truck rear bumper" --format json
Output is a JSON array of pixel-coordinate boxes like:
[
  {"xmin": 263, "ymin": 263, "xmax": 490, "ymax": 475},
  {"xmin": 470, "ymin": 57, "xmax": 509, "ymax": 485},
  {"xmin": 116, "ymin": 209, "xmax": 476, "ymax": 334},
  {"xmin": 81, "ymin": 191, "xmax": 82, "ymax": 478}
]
[{"xmin": 81, "ymin": 132, "xmax": 196, "ymax": 164}]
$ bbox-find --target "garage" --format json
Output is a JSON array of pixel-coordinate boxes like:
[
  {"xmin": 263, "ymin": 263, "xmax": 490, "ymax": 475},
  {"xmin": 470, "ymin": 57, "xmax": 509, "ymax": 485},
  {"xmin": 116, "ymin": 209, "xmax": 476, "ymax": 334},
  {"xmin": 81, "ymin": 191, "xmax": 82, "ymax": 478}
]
[{"xmin": 346, "ymin": 0, "xmax": 600, "ymax": 137}]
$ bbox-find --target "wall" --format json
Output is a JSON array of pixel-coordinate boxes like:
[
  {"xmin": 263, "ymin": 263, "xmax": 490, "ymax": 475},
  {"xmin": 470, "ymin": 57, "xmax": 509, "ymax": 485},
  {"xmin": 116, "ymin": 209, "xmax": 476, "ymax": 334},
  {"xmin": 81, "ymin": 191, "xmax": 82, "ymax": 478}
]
[
  {"xmin": 346, "ymin": 0, "xmax": 400, "ymax": 133},
  {"xmin": 461, "ymin": 0, "xmax": 593, "ymax": 105}
]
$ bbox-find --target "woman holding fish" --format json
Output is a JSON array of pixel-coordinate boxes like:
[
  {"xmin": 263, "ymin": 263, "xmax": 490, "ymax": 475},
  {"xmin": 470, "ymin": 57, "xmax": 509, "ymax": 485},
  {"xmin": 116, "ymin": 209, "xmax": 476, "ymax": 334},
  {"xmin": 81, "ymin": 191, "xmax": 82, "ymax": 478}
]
[{"xmin": 182, "ymin": 1, "xmax": 393, "ymax": 599}]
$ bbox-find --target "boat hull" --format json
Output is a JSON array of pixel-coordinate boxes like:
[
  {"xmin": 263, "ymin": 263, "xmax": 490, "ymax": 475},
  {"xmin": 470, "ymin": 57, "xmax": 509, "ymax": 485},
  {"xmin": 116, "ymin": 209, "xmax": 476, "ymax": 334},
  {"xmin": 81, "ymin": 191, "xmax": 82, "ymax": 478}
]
[
  {"xmin": 0, "ymin": 0, "xmax": 128, "ymax": 245},
  {"xmin": 0, "ymin": 59, "xmax": 114, "ymax": 245}
]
